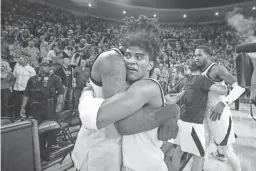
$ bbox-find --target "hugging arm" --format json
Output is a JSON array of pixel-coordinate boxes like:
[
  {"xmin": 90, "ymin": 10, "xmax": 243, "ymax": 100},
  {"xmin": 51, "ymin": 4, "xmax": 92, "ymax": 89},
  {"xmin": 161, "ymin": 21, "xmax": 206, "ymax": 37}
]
[{"xmin": 115, "ymin": 104, "xmax": 180, "ymax": 135}]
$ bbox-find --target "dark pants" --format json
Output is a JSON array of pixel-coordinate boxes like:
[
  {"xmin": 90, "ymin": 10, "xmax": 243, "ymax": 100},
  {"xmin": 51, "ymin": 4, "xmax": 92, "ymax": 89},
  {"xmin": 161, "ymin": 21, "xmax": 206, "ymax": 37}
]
[
  {"xmin": 13, "ymin": 90, "xmax": 24, "ymax": 119},
  {"xmin": 64, "ymin": 87, "xmax": 74, "ymax": 110},
  {"xmin": 1, "ymin": 89, "xmax": 13, "ymax": 117},
  {"xmin": 235, "ymin": 99, "xmax": 239, "ymax": 110},
  {"xmin": 74, "ymin": 88, "xmax": 83, "ymax": 109},
  {"xmin": 30, "ymin": 103, "xmax": 57, "ymax": 149}
]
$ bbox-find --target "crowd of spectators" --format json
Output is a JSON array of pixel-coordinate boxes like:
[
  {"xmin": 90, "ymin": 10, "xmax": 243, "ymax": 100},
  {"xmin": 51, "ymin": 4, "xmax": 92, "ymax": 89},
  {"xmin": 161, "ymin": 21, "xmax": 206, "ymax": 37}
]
[{"xmin": 1, "ymin": 0, "xmax": 240, "ymax": 118}]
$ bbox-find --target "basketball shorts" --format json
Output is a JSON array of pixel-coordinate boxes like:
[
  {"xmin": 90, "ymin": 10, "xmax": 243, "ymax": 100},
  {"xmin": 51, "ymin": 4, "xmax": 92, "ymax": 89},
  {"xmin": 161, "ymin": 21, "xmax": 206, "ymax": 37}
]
[
  {"xmin": 171, "ymin": 120, "xmax": 205, "ymax": 157},
  {"xmin": 204, "ymin": 105, "xmax": 235, "ymax": 146}
]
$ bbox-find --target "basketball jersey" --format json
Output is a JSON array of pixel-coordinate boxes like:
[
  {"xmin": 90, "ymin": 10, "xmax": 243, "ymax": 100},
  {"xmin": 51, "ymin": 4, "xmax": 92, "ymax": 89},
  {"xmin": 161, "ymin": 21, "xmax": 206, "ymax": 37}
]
[
  {"xmin": 122, "ymin": 78, "xmax": 167, "ymax": 171},
  {"xmin": 201, "ymin": 63, "xmax": 226, "ymax": 107},
  {"xmin": 72, "ymin": 48, "xmax": 124, "ymax": 171}
]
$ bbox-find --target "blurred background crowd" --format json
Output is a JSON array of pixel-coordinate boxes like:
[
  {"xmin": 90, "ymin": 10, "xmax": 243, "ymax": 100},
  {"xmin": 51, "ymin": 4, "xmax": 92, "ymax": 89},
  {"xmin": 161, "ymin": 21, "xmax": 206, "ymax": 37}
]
[{"xmin": 1, "ymin": 0, "xmax": 240, "ymax": 119}]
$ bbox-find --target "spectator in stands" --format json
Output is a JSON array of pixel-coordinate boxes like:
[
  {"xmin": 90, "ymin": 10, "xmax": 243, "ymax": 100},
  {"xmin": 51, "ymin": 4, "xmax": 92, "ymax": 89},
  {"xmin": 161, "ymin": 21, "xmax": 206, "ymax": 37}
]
[
  {"xmin": 13, "ymin": 55, "xmax": 36, "ymax": 118},
  {"xmin": 23, "ymin": 41, "xmax": 40, "ymax": 67},
  {"xmin": 1, "ymin": 60, "xmax": 15, "ymax": 117},
  {"xmin": 70, "ymin": 49, "xmax": 82, "ymax": 68},
  {"xmin": 160, "ymin": 66, "xmax": 170, "ymax": 94},
  {"xmin": 46, "ymin": 45, "xmax": 58, "ymax": 63},
  {"xmin": 1, "ymin": 31, "xmax": 10, "ymax": 60},
  {"xmin": 168, "ymin": 66, "xmax": 187, "ymax": 95},
  {"xmin": 73, "ymin": 59, "xmax": 90, "ymax": 109},
  {"xmin": 55, "ymin": 57, "xmax": 74, "ymax": 109}
]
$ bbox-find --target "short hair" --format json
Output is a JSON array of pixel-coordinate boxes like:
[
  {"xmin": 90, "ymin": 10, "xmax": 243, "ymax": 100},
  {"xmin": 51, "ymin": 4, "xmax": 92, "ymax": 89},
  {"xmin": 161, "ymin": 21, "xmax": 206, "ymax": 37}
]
[
  {"xmin": 175, "ymin": 66, "xmax": 185, "ymax": 75},
  {"xmin": 121, "ymin": 15, "xmax": 162, "ymax": 75},
  {"xmin": 195, "ymin": 45, "xmax": 212, "ymax": 56}
]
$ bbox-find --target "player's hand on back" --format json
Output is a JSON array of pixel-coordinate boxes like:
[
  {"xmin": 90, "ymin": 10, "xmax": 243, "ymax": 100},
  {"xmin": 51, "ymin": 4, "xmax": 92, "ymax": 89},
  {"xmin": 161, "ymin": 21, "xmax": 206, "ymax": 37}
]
[
  {"xmin": 210, "ymin": 101, "xmax": 226, "ymax": 121},
  {"xmin": 157, "ymin": 103, "xmax": 180, "ymax": 141},
  {"xmin": 158, "ymin": 117, "xmax": 179, "ymax": 141}
]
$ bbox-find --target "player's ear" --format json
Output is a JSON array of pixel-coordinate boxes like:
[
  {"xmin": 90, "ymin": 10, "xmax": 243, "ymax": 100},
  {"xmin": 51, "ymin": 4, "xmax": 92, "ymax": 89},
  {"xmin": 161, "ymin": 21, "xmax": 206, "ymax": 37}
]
[{"xmin": 148, "ymin": 61, "xmax": 154, "ymax": 71}]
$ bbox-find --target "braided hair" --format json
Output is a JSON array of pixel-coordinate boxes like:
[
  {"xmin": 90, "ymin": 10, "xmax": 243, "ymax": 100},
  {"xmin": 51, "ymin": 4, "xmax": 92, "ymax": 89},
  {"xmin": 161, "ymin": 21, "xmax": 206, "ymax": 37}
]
[{"xmin": 120, "ymin": 15, "xmax": 162, "ymax": 76}]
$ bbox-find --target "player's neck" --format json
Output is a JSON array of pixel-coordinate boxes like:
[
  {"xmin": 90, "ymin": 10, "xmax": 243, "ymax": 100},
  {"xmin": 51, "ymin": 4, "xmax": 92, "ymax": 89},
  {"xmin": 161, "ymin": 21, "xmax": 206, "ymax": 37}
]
[{"xmin": 201, "ymin": 61, "xmax": 212, "ymax": 72}]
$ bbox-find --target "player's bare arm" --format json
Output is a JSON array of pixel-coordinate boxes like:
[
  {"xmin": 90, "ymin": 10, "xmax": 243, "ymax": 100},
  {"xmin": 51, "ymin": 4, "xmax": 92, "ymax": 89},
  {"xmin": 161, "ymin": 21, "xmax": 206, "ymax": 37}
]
[
  {"xmin": 214, "ymin": 64, "xmax": 237, "ymax": 85},
  {"xmin": 210, "ymin": 64, "xmax": 245, "ymax": 121},
  {"xmin": 165, "ymin": 91, "xmax": 185, "ymax": 104},
  {"xmin": 97, "ymin": 80, "xmax": 162, "ymax": 129},
  {"xmin": 115, "ymin": 104, "xmax": 180, "ymax": 135}
]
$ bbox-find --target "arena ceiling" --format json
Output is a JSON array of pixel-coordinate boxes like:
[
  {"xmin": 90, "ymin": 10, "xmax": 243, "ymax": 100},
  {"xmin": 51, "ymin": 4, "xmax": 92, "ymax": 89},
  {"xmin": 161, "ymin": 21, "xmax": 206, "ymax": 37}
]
[
  {"xmin": 40, "ymin": 0, "xmax": 256, "ymax": 23},
  {"xmin": 104, "ymin": 0, "xmax": 254, "ymax": 9}
]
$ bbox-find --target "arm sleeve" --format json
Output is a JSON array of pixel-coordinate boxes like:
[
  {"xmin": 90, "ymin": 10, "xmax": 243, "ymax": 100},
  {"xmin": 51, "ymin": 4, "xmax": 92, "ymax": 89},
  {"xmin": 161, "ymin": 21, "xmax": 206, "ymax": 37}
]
[
  {"xmin": 78, "ymin": 91, "xmax": 104, "ymax": 130},
  {"xmin": 200, "ymin": 77, "xmax": 214, "ymax": 92}
]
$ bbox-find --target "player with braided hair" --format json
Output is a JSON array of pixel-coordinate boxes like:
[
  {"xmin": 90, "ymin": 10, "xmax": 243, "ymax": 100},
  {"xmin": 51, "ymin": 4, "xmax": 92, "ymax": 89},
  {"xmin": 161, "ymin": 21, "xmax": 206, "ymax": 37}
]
[{"xmin": 73, "ymin": 15, "xmax": 181, "ymax": 171}]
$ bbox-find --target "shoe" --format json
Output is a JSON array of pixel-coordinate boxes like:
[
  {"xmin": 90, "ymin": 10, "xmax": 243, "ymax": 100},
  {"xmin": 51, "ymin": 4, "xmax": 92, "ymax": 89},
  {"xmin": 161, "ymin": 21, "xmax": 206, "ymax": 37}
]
[{"xmin": 211, "ymin": 152, "xmax": 227, "ymax": 162}]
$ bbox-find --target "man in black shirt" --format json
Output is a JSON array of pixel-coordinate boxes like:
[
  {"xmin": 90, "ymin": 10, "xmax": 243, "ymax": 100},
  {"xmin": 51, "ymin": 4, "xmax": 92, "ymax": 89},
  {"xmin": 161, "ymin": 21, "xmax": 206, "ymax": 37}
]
[
  {"xmin": 55, "ymin": 57, "xmax": 74, "ymax": 110},
  {"xmin": 169, "ymin": 62, "xmax": 227, "ymax": 171}
]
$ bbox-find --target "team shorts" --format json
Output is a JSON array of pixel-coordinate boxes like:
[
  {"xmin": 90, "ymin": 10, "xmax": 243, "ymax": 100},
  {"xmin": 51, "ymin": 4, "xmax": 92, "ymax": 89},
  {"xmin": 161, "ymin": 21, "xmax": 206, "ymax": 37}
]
[
  {"xmin": 171, "ymin": 120, "xmax": 205, "ymax": 157},
  {"xmin": 204, "ymin": 105, "xmax": 235, "ymax": 146}
]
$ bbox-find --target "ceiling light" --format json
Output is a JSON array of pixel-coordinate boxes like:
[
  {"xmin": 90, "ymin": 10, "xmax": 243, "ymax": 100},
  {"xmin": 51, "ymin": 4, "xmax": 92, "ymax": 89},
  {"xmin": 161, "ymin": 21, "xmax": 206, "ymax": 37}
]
[
  {"xmin": 123, "ymin": 10, "xmax": 126, "ymax": 14},
  {"xmin": 88, "ymin": 3, "xmax": 92, "ymax": 7},
  {"xmin": 153, "ymin": 14, "xmax": 156, "ymax": 17},
  {"xmin": 183, "ymin": 14, "xmax": 187, "ymax": 18},
  {"xmin": 215, "ymin": 12, "xmax": 219, "ymax": 16},
  {"xmin": 253, "ymin": 6, "xmax": 256, "ymax": 10}
]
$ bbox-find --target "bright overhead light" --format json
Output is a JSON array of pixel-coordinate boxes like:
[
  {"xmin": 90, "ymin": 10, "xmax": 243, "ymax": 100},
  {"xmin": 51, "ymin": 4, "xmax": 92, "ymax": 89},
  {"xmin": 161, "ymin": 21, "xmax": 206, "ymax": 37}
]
[
  {"xmin": 183, "ymin": 14, "xmax": 187, "ymax": 18},
  {"xmin": 215, "ymin": 12, "xmax": 219, "ymax": 16},
  {"xmin": 153, "ymin": 14, "xmax": 157, "ymax": 17},
  {"xmin": 253, "ymin": 6, "xmax": 256, "ymax": 10},
  {"xmin": 123, "ymin": 10, "xmax": 126, "ymax": 14},
  {"xmin": 88, "ymin": 3, "xmax": 92, "ymax": 7}
]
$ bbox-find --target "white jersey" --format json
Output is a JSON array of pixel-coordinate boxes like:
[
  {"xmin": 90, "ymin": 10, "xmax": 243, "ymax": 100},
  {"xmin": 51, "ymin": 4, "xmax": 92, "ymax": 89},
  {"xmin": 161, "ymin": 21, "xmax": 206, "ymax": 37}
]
[
  {"xmin": 201, "ymin": 63, "xmax": 235, "ymax": 146},
  {"xmin": 122, "ymin": 78, "xmax": 168, "ymax": 171},
  {"xmin": 72, "ymin": 49, "xmax": 123, "ymax": 171},
  {"xmin": 201, "ymin": 63, "xmax": 226, "ymax": 107}
]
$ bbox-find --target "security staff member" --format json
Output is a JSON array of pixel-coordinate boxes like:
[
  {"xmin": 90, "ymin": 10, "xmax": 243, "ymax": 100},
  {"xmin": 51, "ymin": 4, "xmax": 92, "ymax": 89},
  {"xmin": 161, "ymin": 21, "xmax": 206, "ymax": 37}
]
[{"xmin": 20, "ymin": 59, "xmax": 64, "ymax": 149}]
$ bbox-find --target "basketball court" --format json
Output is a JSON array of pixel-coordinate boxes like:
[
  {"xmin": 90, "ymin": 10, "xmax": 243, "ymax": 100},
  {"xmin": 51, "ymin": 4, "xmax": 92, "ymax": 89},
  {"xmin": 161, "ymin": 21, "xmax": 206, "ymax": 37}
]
[{"xmin": 45, "ymin": 103, "xmax": 256, "ymax": 171}]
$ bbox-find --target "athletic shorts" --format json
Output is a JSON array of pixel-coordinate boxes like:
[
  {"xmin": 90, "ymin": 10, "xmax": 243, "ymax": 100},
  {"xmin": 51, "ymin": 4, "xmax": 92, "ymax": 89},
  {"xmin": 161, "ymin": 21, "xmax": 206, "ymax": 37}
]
[
  {"xmin": 204, "ymin": 105, "xmax": 235, "ymax": 146},
  {"xmin": 171, "ymin": 120, "xmax": 205, "ymax": 157}
]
